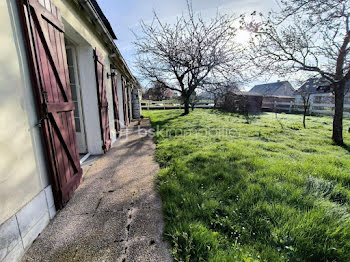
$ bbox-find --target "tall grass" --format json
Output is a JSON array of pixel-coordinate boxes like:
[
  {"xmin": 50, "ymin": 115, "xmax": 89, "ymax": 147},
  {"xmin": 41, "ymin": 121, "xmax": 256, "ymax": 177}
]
[{"xmin": 145, "ymin": 110, "xmax": 350, "ymax": 261}]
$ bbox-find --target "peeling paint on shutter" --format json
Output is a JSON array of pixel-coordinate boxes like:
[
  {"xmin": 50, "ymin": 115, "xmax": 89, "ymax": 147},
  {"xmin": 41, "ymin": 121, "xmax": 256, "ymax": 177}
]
[{"xmin": 94, "ymin": 49, "xmax": 111, "ymax": 152}]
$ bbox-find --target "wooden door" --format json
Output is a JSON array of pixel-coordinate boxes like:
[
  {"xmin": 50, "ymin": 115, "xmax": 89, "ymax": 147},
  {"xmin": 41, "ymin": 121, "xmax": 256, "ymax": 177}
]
[
  {"xmin": 17, "ymin": 0, "xmax": 82, "ymax": 209},
  {"xmin": 111, "ymin": 70, "xmax": 121, "ymax": 137},
  {"xmin": 94, "ymin": 49, "xmax": 111, "ymax": 153},
  {"xmin": 121, "ymin": 77, "xmax": 129, "ymax": 126}
]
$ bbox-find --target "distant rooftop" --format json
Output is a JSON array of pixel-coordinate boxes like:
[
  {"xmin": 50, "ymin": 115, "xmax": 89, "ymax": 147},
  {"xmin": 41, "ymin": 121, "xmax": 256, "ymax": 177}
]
[
  {"xmin": 295, "ymin": 78, "xmax": 350, "ymax": 94},
  {"xmin": 249, "ymin": 81, "xmax": 295, "ymax": 97},
  {"xmin": 234, "ymin": 90, "xmax": 262, "ymax": 96}
]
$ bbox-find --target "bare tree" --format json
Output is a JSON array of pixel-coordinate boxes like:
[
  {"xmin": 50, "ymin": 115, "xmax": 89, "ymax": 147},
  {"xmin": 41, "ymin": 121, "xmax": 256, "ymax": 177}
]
[
  {"xmin": 189, "ymin": 91, "xmax": 199, "ymax": 111},
  {"xmin": 134, "ymin": 1, "xmax": 241, "ymax": 115},
  {"xmin": 201, "ymin": 80, "xmax": 240, "ymax": 108},
  {"xmin": 243, "ymin": 0, "xmax": 350, "ymax": 145},
  {"xmin": 295, "ymin": 78, "xmax": 318, "ymax": 128}
]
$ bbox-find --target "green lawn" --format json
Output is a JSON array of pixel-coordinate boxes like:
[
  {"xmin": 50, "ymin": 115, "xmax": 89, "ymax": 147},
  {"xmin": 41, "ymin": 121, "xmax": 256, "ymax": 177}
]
[{"xmin": 144, "ymin": 110, "xmax": 350, "ymax": 262}]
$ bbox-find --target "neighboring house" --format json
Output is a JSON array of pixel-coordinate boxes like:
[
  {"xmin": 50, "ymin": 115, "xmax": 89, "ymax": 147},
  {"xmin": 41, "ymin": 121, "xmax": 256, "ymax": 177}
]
[
  {"xmin": 164, "ymin": 89, "xmax": 174, "ymax": 99},
  {"xmin": 249, "ymin": 81, "xmax": 295, "ymax": 97},
  {"xmin": 143, "ymin": 87, "xmax": 174, "ymax": 100},
  {"xmin": 249, "ymin": 81, "xmax": 295, "ymax": 111},
  {"xmin": 0, "ymin": 0, "xmax": 140, "ymax": 261},
  {"xmin": 294, "ymin": 78, "xmax": 350, "ymax": 104}
]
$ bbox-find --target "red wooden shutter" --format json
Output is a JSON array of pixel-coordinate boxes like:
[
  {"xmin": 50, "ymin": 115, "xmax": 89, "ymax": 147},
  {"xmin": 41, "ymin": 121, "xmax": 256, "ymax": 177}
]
[
  {"xmin": 94, "ymin": 49, "xmax": 111, "ymax": 152},
  {"xmin": 122, "ymin": 77, "xmax": 129, "ymax": 126},
  {"xmin": 17, "ymin": 0, "xmax": 82, "ymax": 209},
  {"xmin": 111, "ymin": 71, "xmax": 121, "ymax": 137}
]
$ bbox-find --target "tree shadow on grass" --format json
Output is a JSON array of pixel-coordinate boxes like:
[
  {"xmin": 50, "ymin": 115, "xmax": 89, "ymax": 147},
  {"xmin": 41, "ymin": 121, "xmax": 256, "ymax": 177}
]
[
  {"xmin": 208, "ymin": 108, "xmax": 267, "ymax": 116},
  {"xmin": 148, "ymin": 114, "xmax": 182, "ymax": 130},
  {"xmin": 341, "ymin": 143, "xmax": 350, "ymax": 153}
]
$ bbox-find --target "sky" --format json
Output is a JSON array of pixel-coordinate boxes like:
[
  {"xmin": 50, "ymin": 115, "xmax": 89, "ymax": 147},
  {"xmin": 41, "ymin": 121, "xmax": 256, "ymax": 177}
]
[{"xmin": 97, "ymin": 0, "xmax": 280, "ymax": 90}]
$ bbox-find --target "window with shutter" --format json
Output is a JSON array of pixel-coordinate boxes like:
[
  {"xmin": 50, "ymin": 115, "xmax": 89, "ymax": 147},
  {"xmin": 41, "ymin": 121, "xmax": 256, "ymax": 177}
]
[{"xmin": 17, "ymin": 0, "xmax": 82, "ymax": 208}]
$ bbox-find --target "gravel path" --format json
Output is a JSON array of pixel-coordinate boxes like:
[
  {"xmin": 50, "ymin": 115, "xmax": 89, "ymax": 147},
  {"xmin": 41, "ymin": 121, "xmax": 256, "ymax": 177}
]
[{"xmin": 22, "ymin": 120, "xmax": 172, "ymax": 262}]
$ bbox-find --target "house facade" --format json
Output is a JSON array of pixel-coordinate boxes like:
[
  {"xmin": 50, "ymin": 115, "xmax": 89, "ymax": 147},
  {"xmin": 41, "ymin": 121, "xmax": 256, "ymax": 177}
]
[
  {"xmin": 295, "ymin": 78, "xmax": 350, "ymax": 104},
  {"xmin": 249, "ymin": 81, "xmax": 295, "ymax": 111},
  {"xmin": 249, "ymin": 81, "xmax": 295, "ymax": 97},
  {"xmin": 0, "ymin": 0, "xmax": 139, "ymax": 261}
]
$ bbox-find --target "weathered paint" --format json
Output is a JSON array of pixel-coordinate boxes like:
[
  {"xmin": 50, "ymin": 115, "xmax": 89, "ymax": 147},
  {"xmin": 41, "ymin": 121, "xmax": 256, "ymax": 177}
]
[
  {"xmin": 94, "ymin": 49, "xmax": 111, "ymax": 153},
  {"xmin": 0, "ymin": 0, "xmax": 48, "ymax": 224},
  {"xmin": 111, "ymin": 69, "xmax": 121, "ymax": 138},
  {"xmin": 18, "ymin": 0, "xmax": 83, "ymax": 208}
]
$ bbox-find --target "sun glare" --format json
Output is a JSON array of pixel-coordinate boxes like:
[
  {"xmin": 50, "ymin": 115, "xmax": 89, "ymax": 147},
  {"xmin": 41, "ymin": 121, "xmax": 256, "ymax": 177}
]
[{"xmin": 235, "ymin": 29, "xmax": 251, "ymax": 44}]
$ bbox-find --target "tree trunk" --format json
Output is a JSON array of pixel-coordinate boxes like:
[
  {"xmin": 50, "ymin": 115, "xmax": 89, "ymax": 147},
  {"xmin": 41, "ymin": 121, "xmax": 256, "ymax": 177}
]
[
  {"xmin": 183, "ymin": 98, "xmax": 190, "ymax": 115},
  {"xmin": 302, "ymin": 96, "xmax": 309, "ymax": 129},
  {"xmin": 332, "ymin": 82, "xmax": 345, "ymax": 145}
]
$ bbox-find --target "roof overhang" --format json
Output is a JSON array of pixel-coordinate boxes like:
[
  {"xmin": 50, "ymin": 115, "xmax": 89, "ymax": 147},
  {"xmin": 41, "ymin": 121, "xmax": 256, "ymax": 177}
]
[{"xmin": 70, "ymin": 0, "xmax": 137, "ymax": 85}]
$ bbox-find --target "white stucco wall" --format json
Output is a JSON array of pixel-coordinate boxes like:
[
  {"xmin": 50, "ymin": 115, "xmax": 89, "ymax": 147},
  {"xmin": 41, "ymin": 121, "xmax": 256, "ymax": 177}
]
[
  {"xmin": 52, "ymin": 0, "xmax": 109, "ymax": 56},
  {"xmin": 56, "ymin": 0, "xmax": 121, "ymax": 149},
  {"xmin": 62, "ymin": 20, "xmax": 104, "ymax": 155},
  {"xmin": 76, "ymin": 45, "xmax": 104, "ymax": 155},
  {"xmin": 0, "ymin": 0, "xmax": 49, "ymax": 224}
]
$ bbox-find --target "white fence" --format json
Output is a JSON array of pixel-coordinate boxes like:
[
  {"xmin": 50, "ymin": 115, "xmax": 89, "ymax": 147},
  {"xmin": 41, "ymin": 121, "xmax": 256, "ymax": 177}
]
[
  {"xmin": 142, "ymin": 94, "xmax": 350, "ymax": 117},
  {"xmin": 264, "ymin": 94, "xmax": 350, "ymax": 117},
  {"xmin": 141, "ymin": 100, "xmax": 215, "ymax": 110}
]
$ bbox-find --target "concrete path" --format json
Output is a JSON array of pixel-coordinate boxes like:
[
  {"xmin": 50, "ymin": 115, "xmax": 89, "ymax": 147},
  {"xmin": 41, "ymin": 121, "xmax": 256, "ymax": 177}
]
[{"xmin": 21, "ymin": 120, "xmax": 172, "ymax": 262}]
